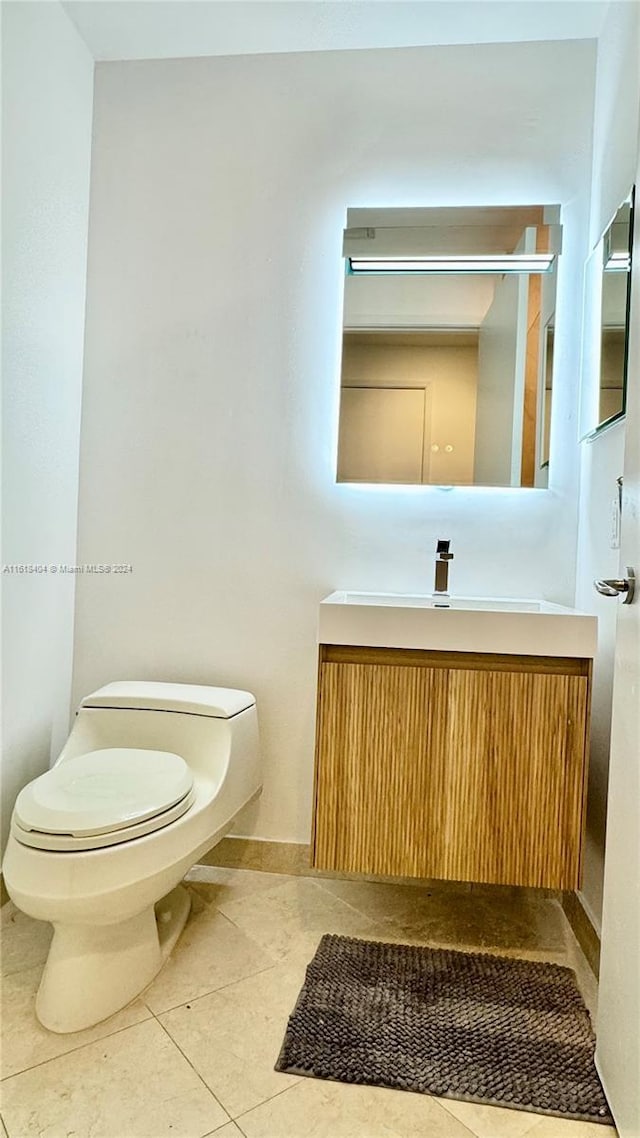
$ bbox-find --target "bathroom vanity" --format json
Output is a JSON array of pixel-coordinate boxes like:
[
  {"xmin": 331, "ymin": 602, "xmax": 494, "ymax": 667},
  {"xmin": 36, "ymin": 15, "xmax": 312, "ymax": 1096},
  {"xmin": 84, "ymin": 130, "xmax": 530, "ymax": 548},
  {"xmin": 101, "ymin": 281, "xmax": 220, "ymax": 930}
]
[{"xmin": 311, "ymin": 593, "xmax": 597, "ymax": 890}]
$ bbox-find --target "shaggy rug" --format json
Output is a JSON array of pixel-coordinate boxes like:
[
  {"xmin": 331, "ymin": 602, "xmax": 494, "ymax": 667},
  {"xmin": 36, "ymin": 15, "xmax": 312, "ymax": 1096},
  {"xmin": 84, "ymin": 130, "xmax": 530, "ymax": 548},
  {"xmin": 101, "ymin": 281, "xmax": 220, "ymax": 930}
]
[{"xmin": 275, "ymin": 934, "xmax": 612, "ymax": 1125}]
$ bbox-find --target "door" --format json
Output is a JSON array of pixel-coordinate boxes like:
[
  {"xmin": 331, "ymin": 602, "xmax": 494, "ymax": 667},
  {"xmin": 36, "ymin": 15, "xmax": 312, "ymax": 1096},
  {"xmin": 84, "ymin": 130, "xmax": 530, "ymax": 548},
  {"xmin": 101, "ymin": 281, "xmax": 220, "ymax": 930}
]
[
  {"xmin": 595, "ymin": 181, "xmax": 640, "ymax": 1134},
  {"xmin": 442, "ymin": 666, "xmax": 589, "ymax": 888},
  {"xmin": 312, "ymin": 658, "xmax": 450, "ymax": 876},
  {"xmin": 337, "ymin": 386, "xmax": 428, "ymax": 483}
]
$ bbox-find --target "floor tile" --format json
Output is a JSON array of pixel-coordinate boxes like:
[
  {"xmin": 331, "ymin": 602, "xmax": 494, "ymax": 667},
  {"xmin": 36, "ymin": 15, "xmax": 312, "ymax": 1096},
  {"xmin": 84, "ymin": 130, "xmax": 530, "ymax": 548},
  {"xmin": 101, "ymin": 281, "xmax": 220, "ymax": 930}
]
[
  {"xmin": 315, "ymin": 878, "xmax": 470, "ymax": 926},
  {"xmin": 564, "ymin": 934, "xmax": 599, "ymax": 1021},
  {"xmin": 160, "ymin": 959, "xmax": 308, "ymax": 1117},
  {"xmin": 236, "ymin": 1079, "xmax": 477, "ymax": 1138},
  {"xmin": 469, "ymin": 883, "xmax": 557, "ymax": 900},
  {"xmin": 401, "ymin": 893, "xmax": 565, "ymax": 953},
  {"xmin": 1, "ymin": 963, "xmax": 153, "ymax": 1079},
  {"xmin": 315, "ymin": 879, "xmax": 566, "ymax": 953},
  {"xmin": 143, "ymin": 901, "xmax": 274, "ymax": 1014},
  {"xmin": 1, "ymin": 903, "xmax": 52, "ymax": 977},
  {"xmin": 524, "ymin": 1118, "xmax": 617, "ymax": 1138},
  {"xmin": 214, "ymin": 878, "xmax": 377, "ymax": 963},
  {"xmin": 0, "ymin": 1018, "xmax": 229, "ymax": 1138},
  {"xmin": 0, "ymin": 868, "xmax": 611, "ymax": 1138},
  {"xmin": 438, "ymin": 1097, "xmax": 546, "ymax": 1138}
]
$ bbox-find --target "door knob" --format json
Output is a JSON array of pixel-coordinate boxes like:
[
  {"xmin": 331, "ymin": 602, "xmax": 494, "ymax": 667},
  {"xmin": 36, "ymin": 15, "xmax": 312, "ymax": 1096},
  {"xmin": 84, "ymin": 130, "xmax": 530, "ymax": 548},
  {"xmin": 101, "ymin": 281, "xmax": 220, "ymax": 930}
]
[{"xmin": 594, "ymin": 566, "xmax": 635, "ymax": 604}]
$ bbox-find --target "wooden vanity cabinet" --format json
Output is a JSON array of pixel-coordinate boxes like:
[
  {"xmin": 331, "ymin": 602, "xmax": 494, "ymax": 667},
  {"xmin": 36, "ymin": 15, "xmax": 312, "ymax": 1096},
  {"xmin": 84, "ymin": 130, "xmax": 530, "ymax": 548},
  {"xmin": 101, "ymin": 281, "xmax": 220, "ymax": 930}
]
[{"xmin": 311, "ymin": 645, "xmax": 591, "ymax": 890}]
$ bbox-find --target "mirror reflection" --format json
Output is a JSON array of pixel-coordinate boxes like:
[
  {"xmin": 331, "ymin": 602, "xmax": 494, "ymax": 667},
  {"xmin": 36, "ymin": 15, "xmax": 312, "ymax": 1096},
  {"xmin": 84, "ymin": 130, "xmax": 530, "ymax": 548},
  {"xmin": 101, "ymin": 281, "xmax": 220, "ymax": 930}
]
[
  {"xmin": 540, "ymin": 318, "xmax": 554, "ymax": 469},
  {"xmin": 336, "ymin": 206, "xmax": 561, "ymax": 488},
  {"xmin": 599, "ymin": 196, "xmax": 633, "ymax": 426}
]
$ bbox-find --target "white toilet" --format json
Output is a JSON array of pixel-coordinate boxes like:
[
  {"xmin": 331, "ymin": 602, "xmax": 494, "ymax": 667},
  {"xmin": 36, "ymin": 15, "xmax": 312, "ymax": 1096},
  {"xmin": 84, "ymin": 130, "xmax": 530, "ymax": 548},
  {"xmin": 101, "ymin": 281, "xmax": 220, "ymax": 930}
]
[{"xmin": 2, "ymin": 681, "xmax": 261, "ymax": 1034}]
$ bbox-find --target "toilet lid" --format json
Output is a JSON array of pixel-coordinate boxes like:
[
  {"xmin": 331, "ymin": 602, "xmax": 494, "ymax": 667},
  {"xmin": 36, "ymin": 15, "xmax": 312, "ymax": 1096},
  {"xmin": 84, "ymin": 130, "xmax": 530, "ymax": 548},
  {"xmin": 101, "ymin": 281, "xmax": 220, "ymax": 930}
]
[{"xmin": 15, "ymin": 749, "xmax": 193, "ymax": 837}]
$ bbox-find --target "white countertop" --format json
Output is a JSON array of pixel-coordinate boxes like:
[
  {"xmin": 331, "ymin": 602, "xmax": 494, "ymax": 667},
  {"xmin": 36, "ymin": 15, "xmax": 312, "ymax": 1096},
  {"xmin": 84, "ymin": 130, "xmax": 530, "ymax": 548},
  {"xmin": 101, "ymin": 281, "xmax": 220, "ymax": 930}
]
[{"xmin": 319, "ymin": 591, "xmax": 598, "ymax": 658}]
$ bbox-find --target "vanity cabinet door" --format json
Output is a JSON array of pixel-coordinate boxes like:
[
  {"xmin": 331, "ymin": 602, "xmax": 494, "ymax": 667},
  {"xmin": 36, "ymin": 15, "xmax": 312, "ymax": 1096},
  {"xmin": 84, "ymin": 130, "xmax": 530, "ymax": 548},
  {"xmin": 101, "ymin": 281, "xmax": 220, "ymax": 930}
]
[
  {"xmin": 440, "ymin": 667, "xmax": 589, "ymax": 888},
  {"xmin": 312, "ymin": 660, "xmax": 450, "ymax": 878},
  {"xmin": 312, "ymin": 647, "xmax": 590, "ymax": 889}
]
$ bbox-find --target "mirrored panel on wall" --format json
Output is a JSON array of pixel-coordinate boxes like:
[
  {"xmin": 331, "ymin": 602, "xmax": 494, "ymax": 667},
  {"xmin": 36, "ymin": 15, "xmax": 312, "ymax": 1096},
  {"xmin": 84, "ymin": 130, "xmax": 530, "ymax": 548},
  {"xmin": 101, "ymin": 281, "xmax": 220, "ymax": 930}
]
[
  {"xmin": 580, "ymin": 190, "xmax": 634, "ymax": 438},
  {"xmin": 540, "ymin": 316, "xmax": 554, "ymax": 469},
  {"xmin": 336, "ymin": 205, "xmax": 561, "ymax": 488}
]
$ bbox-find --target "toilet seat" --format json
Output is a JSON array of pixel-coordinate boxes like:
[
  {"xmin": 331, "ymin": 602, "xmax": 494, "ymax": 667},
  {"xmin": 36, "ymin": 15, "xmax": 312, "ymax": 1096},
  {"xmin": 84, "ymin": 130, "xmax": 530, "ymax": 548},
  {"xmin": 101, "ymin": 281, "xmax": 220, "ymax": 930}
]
[{"xmin": 13, "ymin": 748, "xmax": 194, "ymax": 852}]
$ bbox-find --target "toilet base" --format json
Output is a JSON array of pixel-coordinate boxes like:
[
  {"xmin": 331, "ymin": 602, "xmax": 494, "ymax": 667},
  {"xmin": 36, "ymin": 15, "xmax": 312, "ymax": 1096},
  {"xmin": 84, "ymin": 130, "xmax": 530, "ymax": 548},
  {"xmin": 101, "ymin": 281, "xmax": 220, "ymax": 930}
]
[{"xmin": 36, "ymin": 885, "xmax": 191, "ymax": 1033}]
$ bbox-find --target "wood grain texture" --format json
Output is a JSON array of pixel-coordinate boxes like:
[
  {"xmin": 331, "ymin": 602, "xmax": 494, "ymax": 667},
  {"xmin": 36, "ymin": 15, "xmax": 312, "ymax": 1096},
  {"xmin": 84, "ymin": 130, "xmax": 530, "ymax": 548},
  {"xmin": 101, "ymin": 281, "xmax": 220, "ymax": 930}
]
[
  {"xmin": 520, "ymin": 226, "xmax": 550, "ymax": 487},
  {"xmin": 321, "ymin": 645, "xmax": 590, "ymax": 676},
  {"xmin": 441, "ymin": 668, "xmax": 588, "ymax": 887},
  {"xmin": 521, "ymin": 277, "xmax": 541, "ymax": 487},
  {"xmin": 312, "ymin": 648, "xmax": 590, "ymax": 889},
  {"xmin": 313, "ymin": 661, "xmax": 449, "ymax": 877}
]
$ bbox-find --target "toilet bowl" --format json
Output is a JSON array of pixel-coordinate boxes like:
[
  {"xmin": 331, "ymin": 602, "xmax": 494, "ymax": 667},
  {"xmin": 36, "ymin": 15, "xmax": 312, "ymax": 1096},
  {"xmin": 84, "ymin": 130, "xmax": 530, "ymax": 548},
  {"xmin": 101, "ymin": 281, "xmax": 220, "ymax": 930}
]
[{"xmin": 2, "ymin": 681, "xmax": 262, "ymax": 1033}]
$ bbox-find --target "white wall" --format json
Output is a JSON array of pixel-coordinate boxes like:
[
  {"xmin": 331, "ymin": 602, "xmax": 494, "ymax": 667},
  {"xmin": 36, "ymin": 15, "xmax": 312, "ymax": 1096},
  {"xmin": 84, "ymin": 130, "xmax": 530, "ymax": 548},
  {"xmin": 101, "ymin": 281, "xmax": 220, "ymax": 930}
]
[
  {"xmin": 74, "ymin": 40, "xmax": 595, "ymax": 843},
  {"xmin": 575, "ymin": 1, "xmax": 640, "ymax": 929},
  {"xmin": 1, "ymin": 3, "xmax": 94, "ymax": 847}
]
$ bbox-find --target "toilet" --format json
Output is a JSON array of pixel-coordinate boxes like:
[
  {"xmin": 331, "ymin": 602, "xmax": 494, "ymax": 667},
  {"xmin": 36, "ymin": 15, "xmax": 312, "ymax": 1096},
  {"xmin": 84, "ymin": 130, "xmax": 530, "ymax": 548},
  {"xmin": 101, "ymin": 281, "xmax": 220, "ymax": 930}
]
[{"xmin": 2, "ymin": 681, "xmax": 261, "ymax": 1034}]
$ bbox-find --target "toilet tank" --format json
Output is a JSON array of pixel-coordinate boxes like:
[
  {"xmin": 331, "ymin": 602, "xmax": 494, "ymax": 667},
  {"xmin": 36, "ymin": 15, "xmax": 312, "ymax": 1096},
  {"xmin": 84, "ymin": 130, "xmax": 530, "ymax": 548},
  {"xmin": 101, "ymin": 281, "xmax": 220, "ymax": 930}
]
[
  {"xmin": 56, "ymin": 682, "xmax": 260, "ymax": 789},
  {"xmin": 81, "ymin": 681, "xmax": 255, "ymax": 719}
]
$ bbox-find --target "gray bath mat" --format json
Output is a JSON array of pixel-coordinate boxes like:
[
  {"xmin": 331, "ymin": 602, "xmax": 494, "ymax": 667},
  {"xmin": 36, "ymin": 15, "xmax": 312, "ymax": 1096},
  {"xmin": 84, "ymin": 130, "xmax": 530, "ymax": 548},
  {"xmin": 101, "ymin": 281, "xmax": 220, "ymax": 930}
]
[{"xmin": 275, "ymin": 934, "xmax": 613, "ymax": 1125}]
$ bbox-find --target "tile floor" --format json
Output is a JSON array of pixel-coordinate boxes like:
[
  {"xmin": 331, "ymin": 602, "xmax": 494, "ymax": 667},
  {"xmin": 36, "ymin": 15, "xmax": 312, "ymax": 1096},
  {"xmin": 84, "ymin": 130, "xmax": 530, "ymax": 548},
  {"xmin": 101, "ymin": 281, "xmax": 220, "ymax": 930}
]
[{"xmin": 0, "ymin": 867, "xmax": 615, "ymax": 1138}]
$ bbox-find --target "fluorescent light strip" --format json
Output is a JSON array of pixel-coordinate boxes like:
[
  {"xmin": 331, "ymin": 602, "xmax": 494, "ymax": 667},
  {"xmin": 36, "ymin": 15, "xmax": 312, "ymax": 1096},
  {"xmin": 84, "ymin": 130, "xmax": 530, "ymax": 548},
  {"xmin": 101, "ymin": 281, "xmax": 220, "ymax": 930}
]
[{"xmin": 348, "ymin": 254, "xmax": 555, "ymax": 274}]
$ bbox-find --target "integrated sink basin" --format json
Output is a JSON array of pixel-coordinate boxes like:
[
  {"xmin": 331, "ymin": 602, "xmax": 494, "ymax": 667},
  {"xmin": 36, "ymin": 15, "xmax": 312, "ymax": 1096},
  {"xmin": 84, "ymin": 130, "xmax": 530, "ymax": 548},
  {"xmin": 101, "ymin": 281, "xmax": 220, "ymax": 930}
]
[{"xmin": 319, "ymin": 591, "xmax": 597, "ymax": 658}]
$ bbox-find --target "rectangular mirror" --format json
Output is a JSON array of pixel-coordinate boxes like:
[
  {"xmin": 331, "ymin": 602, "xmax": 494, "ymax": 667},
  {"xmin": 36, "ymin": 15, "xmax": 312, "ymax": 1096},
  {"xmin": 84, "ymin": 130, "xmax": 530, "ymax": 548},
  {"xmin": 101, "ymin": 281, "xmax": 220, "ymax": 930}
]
[
  {"xmin": 580, "ymin": 190, "xmax": 634, "ymax": 438},
  {"xmin": 336, "ymin": 206, "xmax": 561, "ymax": 488}
]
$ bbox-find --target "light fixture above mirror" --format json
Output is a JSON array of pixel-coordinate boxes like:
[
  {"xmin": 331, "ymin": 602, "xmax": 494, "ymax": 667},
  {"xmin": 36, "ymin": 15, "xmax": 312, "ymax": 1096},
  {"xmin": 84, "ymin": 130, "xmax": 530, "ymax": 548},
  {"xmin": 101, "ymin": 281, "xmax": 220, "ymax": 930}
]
[
  {"xmin": 336, "ymin": 205, "xmax": 561, "ymax": 489},
  {"xmin": 347, "ymin": 253, "xmax": 557, "ymax": 275}
]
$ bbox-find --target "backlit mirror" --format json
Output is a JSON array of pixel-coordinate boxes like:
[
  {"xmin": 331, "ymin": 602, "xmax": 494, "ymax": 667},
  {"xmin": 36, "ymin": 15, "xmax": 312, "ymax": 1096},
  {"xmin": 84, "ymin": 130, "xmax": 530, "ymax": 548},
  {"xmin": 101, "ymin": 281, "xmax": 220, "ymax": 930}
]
[
  {"xmin": 336, "ymin": 206, "xmax": 561, "ymax": 488},
  {"xmin": 580, "ymin": 191, "xmax": 634, "ymax": 438}
]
